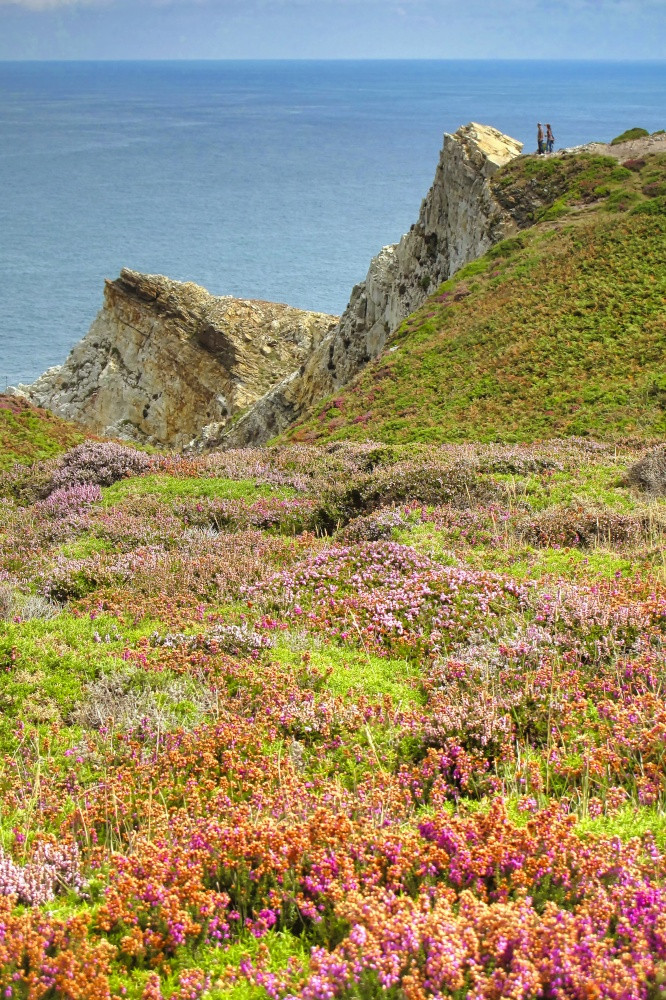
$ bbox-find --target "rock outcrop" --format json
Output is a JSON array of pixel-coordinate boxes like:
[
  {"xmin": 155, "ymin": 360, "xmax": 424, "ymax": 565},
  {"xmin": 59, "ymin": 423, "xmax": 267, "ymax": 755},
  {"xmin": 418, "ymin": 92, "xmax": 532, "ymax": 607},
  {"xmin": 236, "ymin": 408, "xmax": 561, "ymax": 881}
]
[
  {"xmin": 17, "ymin": 122, "xmax": 525, "ymax": 451},
  {"xmin": 211, "ymin": 122, "xmax": 523, "ymax": 449},
  {"xmin": 13, "ymin": 270, "xmax": 337, "ymax": 449}
]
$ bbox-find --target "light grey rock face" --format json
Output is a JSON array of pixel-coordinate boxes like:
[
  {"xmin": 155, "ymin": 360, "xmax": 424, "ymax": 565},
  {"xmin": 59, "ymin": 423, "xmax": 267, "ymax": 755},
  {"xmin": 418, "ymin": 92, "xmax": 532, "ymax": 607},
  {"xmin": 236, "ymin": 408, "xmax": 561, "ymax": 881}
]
[
  {"xmin": 12, "ymin": 270, "xmax": 337, "ymax": 450},
  {"xmin": 216, "ymin": 122, "xmax": 523, "ymax": 450}
]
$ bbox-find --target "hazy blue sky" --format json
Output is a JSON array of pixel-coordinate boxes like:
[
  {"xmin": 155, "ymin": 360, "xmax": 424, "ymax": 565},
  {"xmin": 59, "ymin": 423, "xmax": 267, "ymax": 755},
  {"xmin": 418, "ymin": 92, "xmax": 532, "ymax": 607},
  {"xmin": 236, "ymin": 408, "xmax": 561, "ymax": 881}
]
[{"xmin": 0, "ymin": 0, "xmax": 664, "ymax": 60}]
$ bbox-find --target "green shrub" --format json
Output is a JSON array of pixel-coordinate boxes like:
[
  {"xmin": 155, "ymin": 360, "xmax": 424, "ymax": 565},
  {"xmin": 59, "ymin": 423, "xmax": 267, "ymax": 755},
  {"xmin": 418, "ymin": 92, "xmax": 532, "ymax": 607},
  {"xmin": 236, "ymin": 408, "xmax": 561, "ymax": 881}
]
[
  {"xmin": 610, "ymin": 127, "xmax": 649, "ymax": 145},
  {"xmin": 488, "ymin": 236, "xmax": 525, "ymax": 259},
  {"xmin": 524, "ymin": 157, "xmax": 563, "ymax": 178},
  {"xmin": 538, "ymin": 199, "xmax": 569, "ymax": 221},
  {"xmin": 631, "ymin": 196, "xmax": 666, "ymax": 216},
  {"xmin": 610, "ymin": 167, "xmax": 632, "ymax": 181},
  {"xmin": 456, "ymin": 258, "xmax": 488, "ymax": 279},
  {"xmin": 604, "ymin": 189, "xmax": 639, "ymax": 212}
]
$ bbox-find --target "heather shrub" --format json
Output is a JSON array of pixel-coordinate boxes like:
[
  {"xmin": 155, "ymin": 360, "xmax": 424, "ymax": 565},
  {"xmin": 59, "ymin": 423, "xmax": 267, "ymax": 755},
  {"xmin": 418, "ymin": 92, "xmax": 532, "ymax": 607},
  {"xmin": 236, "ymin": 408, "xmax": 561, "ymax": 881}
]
[
  {"xmin": 623, "ymin": 157, "xmax": 647, "ymax": 171},
  {"xmin": 48, "ymin": 440, "xmax": 152, "ymax": 492},
  {"xmin": 201, "ymin": 448, "xmax": 313, "ymax": 490},
  {"xmin": 360, "ymin": 460, "xmax": 504, "ymax": 510},
  {"xmin": 318, "ymin": 460, "xmax": 504, "ymax": 530},
  {"xmin": 0, "ymin": 841, "xmax": 85, "ymax": 906},
  {"xmin": 71, "ymin": 667, "xmax": 217, "ymax": 731},
  {"xmin": 423, "ymin": 677, "xmax": 515, "ymax": 759},
  {"xmin": 151, "ymin": 622, "xmax": 273, "ymax": 656},
  {"xmin": 174, "ymin": 495, "xmax": 318, "ymax": 535},
  {"xmin": 642, "ymin": 180, "xmax": 666, "ymax": 197},
  {"xmin": 0, "ymin": 583, "xmax": 14, "ymax": 620},
  {"xmin": 179, "ymin": 442, "xmax": 388, "ymax": 489},
  {"xmin": 43, "ymin": 529, "xmax": 297, "ymax": 604},
  {"xmin": 35, "ymin": 483, "xmax": 102, "ymax": 517},
  {"xmin": 15, "ymin": 594, "xmax": 61, "ymax": 620},
  {"xmin": 41, "ymin": 530, "xmax": 289, "ymax": 603},
  {"xmin": 248, "ymin": 540, "xmax": 528, "ymax": 657},
  {"xmin": 278, "ymin": 693, "xmax": 365, "ymax": 742},
  {"xmin": 0, "ymin": 457, "xmax": 59, "ymax": 504},
  {"xmin": 478, "ymin": 452, "xmax": 563, "ymax": 475},
  {"xmin": 89, "ymin": 494, "xmax": 184, "ymax": 550},
  {"xmin": 336, "ymin": 507, "xmax": 409, "ymax": 543},
  {"xmin": 520, "ymin": 502, "xmax": 642, "ymax": 548},
  {"xmin": 626, "ymin": 445, "xmax": 666, "ymax": 495},
  {"xmin": 0, "ymin": 588, "xmax": 63, "ymax": 622},
  {"xmin": 41, "ymin": 551, "xmax": 128, "ymax": 601}
]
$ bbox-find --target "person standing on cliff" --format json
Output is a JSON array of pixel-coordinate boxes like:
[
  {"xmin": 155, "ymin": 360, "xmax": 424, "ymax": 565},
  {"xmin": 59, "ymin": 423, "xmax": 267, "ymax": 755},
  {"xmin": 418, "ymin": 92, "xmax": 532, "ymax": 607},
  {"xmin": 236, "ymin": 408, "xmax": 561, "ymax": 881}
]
[
  {"xmin": 537, "ymin": 123, "xmax": 545, "ymax": 154},
  {"xmin": 546, "ymin": 124, "xmax": 555, "ymax": 153}
]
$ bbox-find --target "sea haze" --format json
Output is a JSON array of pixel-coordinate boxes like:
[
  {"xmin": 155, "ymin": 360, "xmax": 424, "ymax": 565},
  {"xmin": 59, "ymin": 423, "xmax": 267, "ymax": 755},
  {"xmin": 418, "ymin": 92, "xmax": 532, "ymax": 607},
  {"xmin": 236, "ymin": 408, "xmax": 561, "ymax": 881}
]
[{"xmin": 0, "ymin": 59, "xmax": 664, "ymax": 387}]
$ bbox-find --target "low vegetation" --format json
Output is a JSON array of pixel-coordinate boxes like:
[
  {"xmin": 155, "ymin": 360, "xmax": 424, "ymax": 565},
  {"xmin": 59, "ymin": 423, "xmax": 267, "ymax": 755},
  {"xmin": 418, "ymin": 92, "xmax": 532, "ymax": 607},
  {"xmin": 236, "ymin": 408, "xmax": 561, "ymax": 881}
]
[
  {"xmin": 0, "ymin": 435, "xmax": 666, "ymax": 998},
  {"xmin": 611, "ymin": 126, "xmax": 650, "ymax": 144},
  {"xmin": 0, "ymin": 395, "xmax": 85, "ymax": 468},
  {"xmin": 2, "ymin": 140, "xmax": 666, "ymax": 999}
]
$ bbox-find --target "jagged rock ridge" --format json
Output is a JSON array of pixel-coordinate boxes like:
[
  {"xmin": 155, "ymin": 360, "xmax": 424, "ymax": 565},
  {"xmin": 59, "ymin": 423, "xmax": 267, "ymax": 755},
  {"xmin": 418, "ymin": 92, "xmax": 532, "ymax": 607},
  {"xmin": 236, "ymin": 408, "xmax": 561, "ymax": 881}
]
[
  {"xmin": 213, "ymin": 122, "xmax": 523, "ymax": 449},
  {"xmin": 13, "ymin": 270, "xmax": 337, "ymax": 449}
]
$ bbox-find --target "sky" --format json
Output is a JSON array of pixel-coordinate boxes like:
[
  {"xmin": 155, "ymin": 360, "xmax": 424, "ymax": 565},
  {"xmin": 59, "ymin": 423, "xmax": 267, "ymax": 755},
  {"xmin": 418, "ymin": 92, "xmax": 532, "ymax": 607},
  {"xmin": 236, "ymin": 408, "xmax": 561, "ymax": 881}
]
[{"xmin": 0, "ymin": 0, "xmax": 664, "ymax": 60}]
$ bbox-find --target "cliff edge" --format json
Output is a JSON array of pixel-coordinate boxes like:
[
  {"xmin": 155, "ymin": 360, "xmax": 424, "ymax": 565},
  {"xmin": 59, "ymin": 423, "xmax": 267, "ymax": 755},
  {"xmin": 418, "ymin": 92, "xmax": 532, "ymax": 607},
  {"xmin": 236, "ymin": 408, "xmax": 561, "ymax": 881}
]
[{"xmin": 211, "ymin": 122, "xmax": 523, "ymax": 448}]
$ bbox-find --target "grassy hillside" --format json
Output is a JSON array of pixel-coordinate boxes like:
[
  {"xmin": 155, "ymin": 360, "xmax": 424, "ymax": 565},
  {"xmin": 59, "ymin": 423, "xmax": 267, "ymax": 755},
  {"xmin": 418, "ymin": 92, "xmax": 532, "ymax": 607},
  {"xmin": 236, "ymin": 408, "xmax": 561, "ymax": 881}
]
[
  {"xmin": 286, "ymin": 150, "xmax": 666, "ymax": 445},
  {"xmin": 0, "ymin": 394, "xmax": 86, "ymax": 468}
]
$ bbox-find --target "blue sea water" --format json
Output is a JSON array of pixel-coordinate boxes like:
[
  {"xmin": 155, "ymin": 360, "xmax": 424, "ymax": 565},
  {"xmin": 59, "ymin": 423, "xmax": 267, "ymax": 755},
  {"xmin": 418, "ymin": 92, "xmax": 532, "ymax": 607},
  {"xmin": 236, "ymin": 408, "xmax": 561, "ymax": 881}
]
[{"xmin": 0, "ymin": 60, "xmax": 664, "ymax": 387}]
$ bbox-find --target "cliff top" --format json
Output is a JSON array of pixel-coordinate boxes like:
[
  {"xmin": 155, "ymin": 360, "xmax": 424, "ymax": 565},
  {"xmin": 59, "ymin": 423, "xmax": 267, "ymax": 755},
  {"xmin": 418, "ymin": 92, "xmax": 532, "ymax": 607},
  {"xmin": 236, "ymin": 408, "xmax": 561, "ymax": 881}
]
[
  {"xmin": 285, "ymin": 142, "xmax": 666, "ymax": 445},
  {"xmin": 456, "ymin": 121, "xmax": 524, "ymax": 168},
  {"xmin": 110, "ymin": 268, "xmax": 338, "ymax": 327}
]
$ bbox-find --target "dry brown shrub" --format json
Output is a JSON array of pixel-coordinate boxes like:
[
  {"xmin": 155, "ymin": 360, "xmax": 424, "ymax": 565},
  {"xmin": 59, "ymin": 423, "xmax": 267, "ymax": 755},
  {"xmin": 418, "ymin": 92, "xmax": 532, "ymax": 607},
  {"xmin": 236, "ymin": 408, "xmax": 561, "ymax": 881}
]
[
  {"xmin": 520, "ymin": 503, "xmax": 642, "ymax": 548},
  {"xmin": 626, "ymin": 447, "xmax": 666, "ymax": 496}
]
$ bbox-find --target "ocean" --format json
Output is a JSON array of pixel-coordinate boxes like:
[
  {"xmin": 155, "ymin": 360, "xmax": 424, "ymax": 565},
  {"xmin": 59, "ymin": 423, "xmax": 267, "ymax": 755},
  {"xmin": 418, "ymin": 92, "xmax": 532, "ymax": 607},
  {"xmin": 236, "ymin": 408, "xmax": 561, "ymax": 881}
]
[{"xmin": 0, "ymin": 59, "xmax": 664, "ymax": 387}]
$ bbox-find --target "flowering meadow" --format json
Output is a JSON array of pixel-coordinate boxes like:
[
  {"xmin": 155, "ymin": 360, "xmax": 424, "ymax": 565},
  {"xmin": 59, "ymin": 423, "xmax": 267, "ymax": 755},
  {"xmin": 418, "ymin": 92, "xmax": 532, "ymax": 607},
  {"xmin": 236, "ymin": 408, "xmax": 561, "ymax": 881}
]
[{"xmin": 1, "ymin": 435, "xmax": 666, "ymax": 999}]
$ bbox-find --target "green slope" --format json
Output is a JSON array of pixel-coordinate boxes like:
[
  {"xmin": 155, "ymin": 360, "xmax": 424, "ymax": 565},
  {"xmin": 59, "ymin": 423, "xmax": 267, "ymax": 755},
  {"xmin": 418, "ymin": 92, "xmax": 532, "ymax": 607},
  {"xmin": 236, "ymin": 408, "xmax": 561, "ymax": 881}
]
[
  {"xmin": 0, "ymin": 395, "xmax": 86, "ymax": 468},
  {"xmin": 286, "ymin": 149, "xmax": 666, "ymax": 445}
]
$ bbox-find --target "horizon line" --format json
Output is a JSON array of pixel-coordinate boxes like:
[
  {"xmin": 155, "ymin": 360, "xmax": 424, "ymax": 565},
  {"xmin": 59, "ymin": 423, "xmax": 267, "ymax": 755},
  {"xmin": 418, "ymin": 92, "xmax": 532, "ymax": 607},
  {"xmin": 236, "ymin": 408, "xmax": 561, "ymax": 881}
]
[{"xmin": 1, "ymin": 56, "xmax": 665, "ymax": 64}]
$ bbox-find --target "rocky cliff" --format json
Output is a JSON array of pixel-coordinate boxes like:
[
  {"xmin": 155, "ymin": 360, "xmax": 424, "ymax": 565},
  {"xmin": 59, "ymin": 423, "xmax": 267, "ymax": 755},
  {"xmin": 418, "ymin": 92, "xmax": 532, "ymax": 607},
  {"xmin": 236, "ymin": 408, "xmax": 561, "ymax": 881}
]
[
  {"xmin": 13, "ymin": 270, "xmax": 337, "ymax": 449},
  {"xmin": 212, "ymin": 122, "xmax": 523, "ymax": 449},
  {"xmin": 16, "ymin": 122, "xmax": 523, "ymax": 451}
]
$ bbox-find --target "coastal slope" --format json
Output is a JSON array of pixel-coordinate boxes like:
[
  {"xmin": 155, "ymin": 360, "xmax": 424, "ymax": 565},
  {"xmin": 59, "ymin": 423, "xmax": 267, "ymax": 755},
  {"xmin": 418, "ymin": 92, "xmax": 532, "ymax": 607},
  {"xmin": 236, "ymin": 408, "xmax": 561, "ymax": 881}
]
[{"xmin": 285, "ymin": 146, "xmax": 666, "ymax": 444}]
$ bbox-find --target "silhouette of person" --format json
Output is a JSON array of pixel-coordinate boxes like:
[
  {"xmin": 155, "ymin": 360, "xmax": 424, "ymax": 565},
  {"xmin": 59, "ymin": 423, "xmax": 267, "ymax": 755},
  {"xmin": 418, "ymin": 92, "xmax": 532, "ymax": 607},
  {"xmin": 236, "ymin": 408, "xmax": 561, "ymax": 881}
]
[
  {"xmin": 546, "ymin": 124, "xmax": 554, "ymax": 153},
  {"xmin": 537, "ymin": 123, "xmax": 545, "ymax": 155}
]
